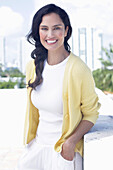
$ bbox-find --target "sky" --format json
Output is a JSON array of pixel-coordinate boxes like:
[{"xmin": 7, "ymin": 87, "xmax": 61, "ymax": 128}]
[
  {"xmin": 0, "ymin": 0, "xmax": 113, "ymax": 41},
  {"xmin": 0, "ymin": 0, "xmax": 34, "ymax": 37},
  {"xmin": 0, "ymin": 0, "xmax": 113, "ymax": 67}
]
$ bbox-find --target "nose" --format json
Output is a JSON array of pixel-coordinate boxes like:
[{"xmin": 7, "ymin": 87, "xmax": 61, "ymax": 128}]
[{"xmin": 47, "ymin": 29, "xmax": 54, "ymax": 38}]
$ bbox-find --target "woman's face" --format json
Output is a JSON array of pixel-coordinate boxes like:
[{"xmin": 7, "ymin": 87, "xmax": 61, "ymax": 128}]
[{"xmin": 39, "ymin": 13, "xmax": 68, "ymax": 52}]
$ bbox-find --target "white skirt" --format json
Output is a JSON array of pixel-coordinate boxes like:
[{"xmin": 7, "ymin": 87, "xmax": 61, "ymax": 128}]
[{"xmin": 15, "ymin": 138, "xmax": 83, "ymax": 170}]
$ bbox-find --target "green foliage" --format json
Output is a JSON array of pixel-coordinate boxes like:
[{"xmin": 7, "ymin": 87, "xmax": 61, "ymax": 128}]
[
  {"xmin": 0, "ymin": 67, "xmax": 26, "ymax": 89},
  {"xmin": 0, "ymin": 71, "xmax": 8, "ymax": 77},
  {"xmin": 99, "ymin": 44, "xmax": 113, "ymax": 69},
  {"xmin": 93, "ymin": 68, "xmax": 113, "ymax": 92},
  {"xmin": 93, "ymin": 44, "xmax": 113, "ymax": 92},
  {"xmin": 0, "ymin": 80, "xmax": 17, "ymax": 89},
  {"xmin": 4, "ymin": 67, "xmax": 25, "ymax": 78},
  {"xmin": 18, "ymin": 78, "xmax": 26, "ymax": 88}
]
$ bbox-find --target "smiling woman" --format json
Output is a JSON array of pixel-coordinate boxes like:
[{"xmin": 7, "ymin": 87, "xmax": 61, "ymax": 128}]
[
  {"xmin": 15, "ymin": 3, "xmax": 100, "ymax": 170},
  {"xmin": 27, "ymin": 4, "xmax": 72, "ymax": 88}
]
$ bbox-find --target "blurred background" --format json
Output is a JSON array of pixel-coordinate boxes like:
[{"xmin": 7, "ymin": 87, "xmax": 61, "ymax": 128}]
[{"xmin": 0, "ymin": 0, "xmax": 113, "ymax": 168}]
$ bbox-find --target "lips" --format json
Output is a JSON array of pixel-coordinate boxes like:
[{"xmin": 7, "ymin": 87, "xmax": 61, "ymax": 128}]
[{"xmin": 46, "ymin": 39, "xmax": 58, "ymax": 44}]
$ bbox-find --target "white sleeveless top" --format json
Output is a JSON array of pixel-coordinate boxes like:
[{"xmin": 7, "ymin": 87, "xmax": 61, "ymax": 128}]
[{"xmin": 31, "ymin": 56, "xmax": 70, "ymax": 145}]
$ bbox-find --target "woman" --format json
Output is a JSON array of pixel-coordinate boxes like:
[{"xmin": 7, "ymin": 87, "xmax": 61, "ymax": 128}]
[{"xmin": 16, "ymin": 4, "xmax": 100, "ymax": 170}]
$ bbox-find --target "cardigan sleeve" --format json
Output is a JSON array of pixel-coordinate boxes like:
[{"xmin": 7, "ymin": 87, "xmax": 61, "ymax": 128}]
[{"xmin": 80, "ymin": 66, "xmax": 101, "ymax": 124}]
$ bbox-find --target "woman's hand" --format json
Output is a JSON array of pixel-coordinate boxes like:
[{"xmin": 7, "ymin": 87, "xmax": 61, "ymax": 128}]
[
  {"xmin": 61, "ymin": 120, "xmax": 94, "ymax": 161},
  {"xmin": 61, "ymin": 138, "xmax": 76, "ymax": 161}
]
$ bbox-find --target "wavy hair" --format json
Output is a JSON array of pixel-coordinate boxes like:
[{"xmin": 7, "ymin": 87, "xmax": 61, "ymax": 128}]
[{"xmin": 27, "ymin": 3, "xmax": 72, "ymax": 89}]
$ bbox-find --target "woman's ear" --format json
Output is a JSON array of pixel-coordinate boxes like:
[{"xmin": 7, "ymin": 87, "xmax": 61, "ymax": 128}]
[{"xmin": 64, "ymin": 26, "xmax": 69, "ymax": 37}]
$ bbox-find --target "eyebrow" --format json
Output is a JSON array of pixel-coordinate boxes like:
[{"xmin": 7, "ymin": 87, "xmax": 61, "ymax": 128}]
[{"xmin": 40, "ymin": 24, "xmax": 63, "ymax": 27}]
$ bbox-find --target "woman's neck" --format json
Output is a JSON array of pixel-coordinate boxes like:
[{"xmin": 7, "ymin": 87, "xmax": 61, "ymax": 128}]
[{"xmin": 47, "ymin": 49, "xmax": 70, "ymax": 65}]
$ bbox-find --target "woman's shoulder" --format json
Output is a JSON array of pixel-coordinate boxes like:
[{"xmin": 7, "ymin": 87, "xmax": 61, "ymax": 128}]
[
  {"xmin": 69, "ymin": 52, "xmax": 91, "ymax": 73},
  {"xmin": 68, "ymin": 53, "xmax": 93, "ymax": 83},
  {"xmin": 26, "ymin": 59, "xmax": 35, "ymax": 73},
  {"xmin": 25, "ymin": 59, "xmax": 35, "ymax": 83}
]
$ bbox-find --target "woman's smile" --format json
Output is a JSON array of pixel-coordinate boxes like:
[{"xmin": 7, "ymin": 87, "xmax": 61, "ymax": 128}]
[{"xmin": 46, "ymin": 39, "xmax": 58, "ymax": 45}]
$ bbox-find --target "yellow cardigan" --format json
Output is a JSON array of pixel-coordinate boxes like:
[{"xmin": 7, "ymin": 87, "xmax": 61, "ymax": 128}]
[{"xmin": 24, "ymin": 52, "xmax": 100, "ymax": 157}]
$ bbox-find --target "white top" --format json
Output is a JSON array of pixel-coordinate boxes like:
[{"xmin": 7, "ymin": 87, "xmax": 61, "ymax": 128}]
[{"xmin": 31, "ymin": 55, "xmax": 70, "ymax": 145}]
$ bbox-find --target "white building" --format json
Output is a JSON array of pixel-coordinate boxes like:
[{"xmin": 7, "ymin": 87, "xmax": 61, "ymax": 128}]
[{"xmin": 69, "ymin": 27, "xmax": 103, "ymax": 70}]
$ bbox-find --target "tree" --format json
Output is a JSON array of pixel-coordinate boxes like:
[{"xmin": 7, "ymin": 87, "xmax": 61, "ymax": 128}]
[
  {"xmin": 93, "ymin": 44, "xmax": 113, "ymax": 92},
  {"xmin": 0, "ymin": 80, "xmax": 17, "ymax": 89},
  {"xmin": 0, "ymin": 67, "xmax": 26, "ymax": 89},
  {"xmin": 99, "ymin": 44, "xmax": 113, "ymax": 69},
  {"xmin": 4, "ymin": 67, "xmax": 25, "ymax": 78}
]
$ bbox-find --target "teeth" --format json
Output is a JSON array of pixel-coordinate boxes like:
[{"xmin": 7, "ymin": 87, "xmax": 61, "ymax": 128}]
[{"xmin": 47, "ymin": 40, "xmax": 57, "ymax": 44}]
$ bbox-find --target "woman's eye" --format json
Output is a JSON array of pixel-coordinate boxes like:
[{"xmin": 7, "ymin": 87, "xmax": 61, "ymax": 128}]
[
  {"xmin": 54, "ymin": 27, "xmax": 61, "ymax": 30},
  {"xmin": 41, "ymin": 27, "xmax": 48, "ymax": 30}
]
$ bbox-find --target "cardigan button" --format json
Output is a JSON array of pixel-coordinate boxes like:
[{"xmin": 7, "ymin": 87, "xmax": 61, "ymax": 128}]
[{"xmin": 65, "ymin": 114, "xmax": 69, "ymax": 119}]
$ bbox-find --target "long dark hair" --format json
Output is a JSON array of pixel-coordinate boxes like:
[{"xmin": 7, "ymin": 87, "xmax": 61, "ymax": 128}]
[{"xmin": 27, "ymin": 4, "xmax": 72, "ymax": 89}]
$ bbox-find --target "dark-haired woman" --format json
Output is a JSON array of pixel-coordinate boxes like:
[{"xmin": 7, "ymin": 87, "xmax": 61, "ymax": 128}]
[{"xmin": 15, "ymin": 4, "xmax": 100, "ymax": 170}]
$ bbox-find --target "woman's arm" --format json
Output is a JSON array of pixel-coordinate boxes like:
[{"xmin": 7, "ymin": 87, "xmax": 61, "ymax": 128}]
[
  {"xmin": 61, "ymin": 120, "xmax": 94, "ymax": 160},
  {"xmin": 61, "ymin": 57, "xmax": 100, "ymax": 161}
]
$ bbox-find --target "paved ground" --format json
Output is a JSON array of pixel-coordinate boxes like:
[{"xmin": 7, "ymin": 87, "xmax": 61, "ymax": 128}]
[{"xmin": 0, "ymin": 147, "xmax": 24, "ymax": 170}]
